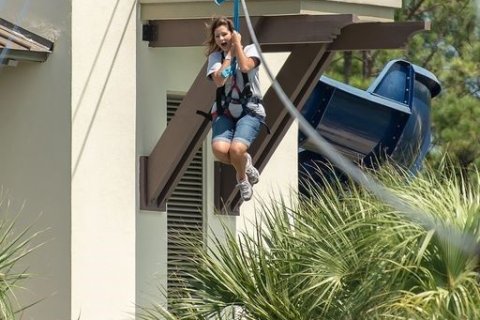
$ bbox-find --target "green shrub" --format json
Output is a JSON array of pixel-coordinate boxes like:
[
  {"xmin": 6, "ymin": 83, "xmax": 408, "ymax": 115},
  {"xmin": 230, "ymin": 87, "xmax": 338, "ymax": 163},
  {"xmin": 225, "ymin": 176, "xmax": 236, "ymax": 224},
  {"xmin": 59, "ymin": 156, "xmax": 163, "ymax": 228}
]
[
  {"xmin": 141, "ymin": 162, "xmax": 480, "ymax": 320},
  {"xmin": 0, "ymin": 197, "xmax": 42, "ymax": 319}
]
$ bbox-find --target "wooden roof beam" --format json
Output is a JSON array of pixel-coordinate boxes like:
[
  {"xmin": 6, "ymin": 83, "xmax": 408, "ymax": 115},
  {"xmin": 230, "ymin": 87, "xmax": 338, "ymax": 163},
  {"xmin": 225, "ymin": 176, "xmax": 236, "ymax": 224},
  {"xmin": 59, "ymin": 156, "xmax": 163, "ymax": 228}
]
[
  {"xmin": 328, "ymin": 21, "xmax": 430, "ymax": 51},
  {"xmin": 145, "ymin": 14, "xmax": 357, "ymax": 49}
]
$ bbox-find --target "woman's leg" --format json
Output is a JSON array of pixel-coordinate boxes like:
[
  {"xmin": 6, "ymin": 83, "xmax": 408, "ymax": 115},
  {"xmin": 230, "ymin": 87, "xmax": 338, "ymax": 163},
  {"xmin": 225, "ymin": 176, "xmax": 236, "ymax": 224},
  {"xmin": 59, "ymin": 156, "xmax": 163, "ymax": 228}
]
[
  {"xmin": 229, "ymin": 141, "xmax": 253, "ymax": 201},
  {"xmin": 231, "ymin": 114, "xmax": 262, "ymax": 182},
  {"xmin": 211, "ymin": 115, "xmax": 235, "ymax": 163},
  {"xmin": 229, "ymin": 141, "xmax": 248, "ymax": 181},
  {"xmin": 212, "ymin": 140, "xmax": 231, "ymax": 164}
]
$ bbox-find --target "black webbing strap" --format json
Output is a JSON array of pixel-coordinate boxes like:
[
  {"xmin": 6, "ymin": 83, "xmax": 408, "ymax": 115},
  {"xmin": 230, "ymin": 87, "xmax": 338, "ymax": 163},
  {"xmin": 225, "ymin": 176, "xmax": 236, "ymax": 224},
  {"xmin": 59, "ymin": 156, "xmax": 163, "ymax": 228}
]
[{"xmin": 197, "ymin": 52, "xmax": 270, "ymax": 134}]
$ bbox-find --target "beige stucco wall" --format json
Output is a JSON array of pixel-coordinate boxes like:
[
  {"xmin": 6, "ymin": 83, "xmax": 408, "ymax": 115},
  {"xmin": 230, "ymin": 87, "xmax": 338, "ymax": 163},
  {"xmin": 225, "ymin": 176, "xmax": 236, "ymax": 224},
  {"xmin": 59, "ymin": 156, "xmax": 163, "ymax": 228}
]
[
  {"xmin": 1, "ymin": 1, "xmax": 138, "ymax": 318},
  {"xmin": 71, "ymin": 0, "xmax": 137, "ymax": 319},
  {"xmin": 135, "ymin": 45, "xmax": 207, "ymax": 309},
  {"xmin": 0, "ymin": 0, "xmax": 71, "ymax": 320},
  {"xmin": 0, "ymin": 1, "xmax": 71, "ymax": 319}
]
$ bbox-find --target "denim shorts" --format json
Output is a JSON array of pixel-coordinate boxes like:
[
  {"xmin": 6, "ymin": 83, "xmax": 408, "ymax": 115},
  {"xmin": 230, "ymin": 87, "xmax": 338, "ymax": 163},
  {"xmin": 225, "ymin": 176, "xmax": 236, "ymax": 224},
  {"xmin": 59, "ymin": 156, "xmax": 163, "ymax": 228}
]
[{"xmin": 212, "ymin": 114, "xmax": 262, "ymax": 147}]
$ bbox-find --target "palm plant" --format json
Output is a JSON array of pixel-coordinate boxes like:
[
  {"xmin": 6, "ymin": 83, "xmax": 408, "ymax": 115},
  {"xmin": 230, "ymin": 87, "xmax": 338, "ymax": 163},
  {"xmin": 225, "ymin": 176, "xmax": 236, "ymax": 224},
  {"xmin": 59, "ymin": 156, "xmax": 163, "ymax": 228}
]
[
  {"xmin": 0, "ymin": 197, "xmax": 42, "ymax": 319},
  {"xmin": 140, "ymin": 162, "xmax": 480, "ymax": 320}
]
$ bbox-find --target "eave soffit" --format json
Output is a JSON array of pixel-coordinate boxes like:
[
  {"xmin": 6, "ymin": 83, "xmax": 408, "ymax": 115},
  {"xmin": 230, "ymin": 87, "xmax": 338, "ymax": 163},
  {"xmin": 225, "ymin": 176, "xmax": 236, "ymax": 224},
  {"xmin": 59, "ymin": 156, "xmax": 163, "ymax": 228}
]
[
  {"xmin": 0, "ymin": 18, "xmax": 54, "ymax": 66},
  {"xmin": 139, "ymin": 0, "xmax": 401, "ymax": 22}
]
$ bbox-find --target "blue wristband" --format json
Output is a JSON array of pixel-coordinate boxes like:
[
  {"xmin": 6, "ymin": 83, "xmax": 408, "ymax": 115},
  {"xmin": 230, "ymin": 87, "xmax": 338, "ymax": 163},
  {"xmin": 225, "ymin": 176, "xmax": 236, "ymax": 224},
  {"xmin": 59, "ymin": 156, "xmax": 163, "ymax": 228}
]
[{"xmin": 221, "ymin": 66, "xmax": 233, "ymax": 79}]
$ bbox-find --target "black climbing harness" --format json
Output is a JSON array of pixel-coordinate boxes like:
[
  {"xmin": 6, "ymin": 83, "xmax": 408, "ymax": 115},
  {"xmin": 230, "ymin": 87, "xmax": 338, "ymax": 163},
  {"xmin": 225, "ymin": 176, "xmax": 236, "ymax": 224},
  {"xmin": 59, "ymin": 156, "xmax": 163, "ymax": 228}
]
[{"xmin": 197, "ymin": 54, "xmax": 270, "ymax": 134}]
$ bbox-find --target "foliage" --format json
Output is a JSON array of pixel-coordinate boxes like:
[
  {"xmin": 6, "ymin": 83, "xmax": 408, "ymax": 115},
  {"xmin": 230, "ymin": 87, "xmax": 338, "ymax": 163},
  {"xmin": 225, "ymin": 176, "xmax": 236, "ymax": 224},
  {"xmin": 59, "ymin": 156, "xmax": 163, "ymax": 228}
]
[
  {"xmin": 326, "ymin": 0, "xmax": 480, "ymax": 170},
  {"xmin": 0, "ymin": 197, "xmax": 42, "ymax": 319},
  {"xmin": 429, "ymin": 92, "xmax": 480, "ymax": 169},
  {"xmin": 140, "ymin": 162, "xmax": 480, "ymax": 319}
]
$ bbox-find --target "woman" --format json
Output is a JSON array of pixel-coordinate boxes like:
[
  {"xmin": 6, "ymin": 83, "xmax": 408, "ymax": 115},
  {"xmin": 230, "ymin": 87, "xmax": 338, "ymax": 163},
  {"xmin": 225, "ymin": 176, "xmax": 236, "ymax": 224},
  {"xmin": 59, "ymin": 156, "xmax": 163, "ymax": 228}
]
[{"xmin": 205, "ymin": 16, "xmax": 265, "ymax": 201}]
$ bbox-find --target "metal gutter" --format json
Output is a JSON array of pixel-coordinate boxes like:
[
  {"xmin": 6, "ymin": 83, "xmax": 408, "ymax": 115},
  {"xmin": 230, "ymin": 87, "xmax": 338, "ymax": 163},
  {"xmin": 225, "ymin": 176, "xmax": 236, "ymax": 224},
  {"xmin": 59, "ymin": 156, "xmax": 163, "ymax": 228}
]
[{"xmin": 0, "ymin": 18, "xmax": 53, "ymax": 65}]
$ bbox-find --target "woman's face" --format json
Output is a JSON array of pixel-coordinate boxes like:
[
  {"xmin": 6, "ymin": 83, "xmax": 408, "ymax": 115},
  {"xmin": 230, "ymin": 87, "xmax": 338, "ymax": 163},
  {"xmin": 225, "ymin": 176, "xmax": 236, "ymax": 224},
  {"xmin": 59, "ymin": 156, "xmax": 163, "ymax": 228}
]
[{"xmin": 214, "ymin": 25, "xmax": 232, "ymax": 52}]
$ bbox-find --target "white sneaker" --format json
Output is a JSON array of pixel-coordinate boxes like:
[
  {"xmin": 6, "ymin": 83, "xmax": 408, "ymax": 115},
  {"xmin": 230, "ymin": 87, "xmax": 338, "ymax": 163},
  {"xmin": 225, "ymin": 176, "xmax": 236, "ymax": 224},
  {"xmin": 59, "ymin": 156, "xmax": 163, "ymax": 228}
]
[
  {"xmin": 245, "ymin": 153, "xmax": 260, "ymax": 185},
  {"xmin": 237, "ymin": 179, "xmax": 253, "ymax": 201}
]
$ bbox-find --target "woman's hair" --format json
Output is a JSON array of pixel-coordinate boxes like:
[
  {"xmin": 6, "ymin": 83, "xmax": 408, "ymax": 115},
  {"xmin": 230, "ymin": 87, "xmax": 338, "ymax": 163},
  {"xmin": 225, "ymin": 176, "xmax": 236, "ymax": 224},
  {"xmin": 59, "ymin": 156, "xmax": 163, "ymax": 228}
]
[{"xmin": 204, "ymin": 16, "xmax": 234, "ymax": 56}]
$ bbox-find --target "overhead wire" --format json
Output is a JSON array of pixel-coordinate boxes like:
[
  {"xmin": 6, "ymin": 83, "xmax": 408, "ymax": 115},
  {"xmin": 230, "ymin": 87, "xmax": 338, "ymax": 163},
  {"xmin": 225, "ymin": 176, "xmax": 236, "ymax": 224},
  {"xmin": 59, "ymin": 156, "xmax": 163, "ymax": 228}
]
[{"xmin": 239, "ymin": 0, "xmax": 480, "ymax": 255}]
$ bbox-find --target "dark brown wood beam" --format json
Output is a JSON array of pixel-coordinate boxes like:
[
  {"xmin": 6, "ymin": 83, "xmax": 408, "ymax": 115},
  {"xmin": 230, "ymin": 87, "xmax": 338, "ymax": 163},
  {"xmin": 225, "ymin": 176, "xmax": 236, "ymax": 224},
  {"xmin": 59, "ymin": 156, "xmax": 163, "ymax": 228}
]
[
  {"xmin": 146, "ymin": 16, "xmax": 429, "ymax": 53},
  {"xmin": 328, "ymin": 21, "xmax": 430, "ymax": 51},
  {"xmin": 216, "ymin": 44, "xmax": 335, "ymax": 214},
  {"xmin": 140, "ymin": 60, "xmax": 215, "ymax": 210},
  {"xmin": 146, "ymin": 14, "xmax": 356, "ymax": 48}
]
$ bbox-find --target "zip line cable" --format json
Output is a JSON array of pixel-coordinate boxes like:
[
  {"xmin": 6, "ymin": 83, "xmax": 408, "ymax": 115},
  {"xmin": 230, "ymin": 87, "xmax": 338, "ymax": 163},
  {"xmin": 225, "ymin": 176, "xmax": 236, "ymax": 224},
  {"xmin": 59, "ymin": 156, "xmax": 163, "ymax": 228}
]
[
  {"xmin": 239, "ymin": 0, "xmax": 480, "ymax": 255},
  {"xmin": 233, "ymin": 0, "xmax": 240, "ymax": 30},
  {"xmin": 215, "ymin": 0, "xmax": 240, "ymax": 75},
  {"xmin": 231, "ymin": 0, "xmax": 239, "ymax": 75},
  {"xmin": 214, "ymin": 0, "xmax": 240, "ymax": 30}
]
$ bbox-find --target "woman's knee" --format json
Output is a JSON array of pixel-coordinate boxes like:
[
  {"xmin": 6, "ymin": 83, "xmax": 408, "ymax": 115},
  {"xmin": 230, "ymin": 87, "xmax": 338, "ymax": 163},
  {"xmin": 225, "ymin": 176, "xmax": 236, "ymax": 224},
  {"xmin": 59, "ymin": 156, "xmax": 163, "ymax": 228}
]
[
  {"xmin": 212, "ymin": 143, "xmax": 230, "ymax": 162},
  {"xmin": 229, "ymin": 143, "xmax": 247, "ymax": 159},
  {"xmin": 213, "ymin": 149, "xmax": 229, "ymax": 160}
]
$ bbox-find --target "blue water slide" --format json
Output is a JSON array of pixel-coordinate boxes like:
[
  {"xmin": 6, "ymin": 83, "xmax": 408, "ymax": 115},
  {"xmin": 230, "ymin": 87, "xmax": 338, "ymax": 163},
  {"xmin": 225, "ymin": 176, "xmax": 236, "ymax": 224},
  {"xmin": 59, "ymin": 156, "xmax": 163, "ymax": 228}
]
[{"xmin": 299, "ymin": 59, "xmax": 441, "ymax": 186}]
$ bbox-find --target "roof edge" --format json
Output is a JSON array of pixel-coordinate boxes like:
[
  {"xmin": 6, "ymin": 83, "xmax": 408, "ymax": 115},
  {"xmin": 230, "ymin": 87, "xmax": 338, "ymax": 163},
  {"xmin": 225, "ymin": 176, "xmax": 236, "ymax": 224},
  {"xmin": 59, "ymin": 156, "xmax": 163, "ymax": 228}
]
[{"xmin": 0, "ymin": 18, "xmax": 54, "ymax": 51}]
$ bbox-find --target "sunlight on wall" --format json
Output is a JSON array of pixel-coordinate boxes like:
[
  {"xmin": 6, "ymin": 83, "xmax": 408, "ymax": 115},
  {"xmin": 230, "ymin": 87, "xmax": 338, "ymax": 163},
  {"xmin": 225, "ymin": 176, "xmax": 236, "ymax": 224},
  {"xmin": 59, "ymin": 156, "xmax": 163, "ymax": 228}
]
[{"xmin": 28, "ymin": 20, "xmax": 62, "ymax": 41}]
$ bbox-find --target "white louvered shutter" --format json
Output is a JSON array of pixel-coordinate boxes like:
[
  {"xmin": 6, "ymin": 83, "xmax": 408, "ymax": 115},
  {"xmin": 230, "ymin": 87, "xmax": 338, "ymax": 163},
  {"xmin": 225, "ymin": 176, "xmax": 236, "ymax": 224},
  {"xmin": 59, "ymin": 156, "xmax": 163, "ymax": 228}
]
[{"xmin": 166, "ymin": 95, "xmax": 205, "ymax": 299}]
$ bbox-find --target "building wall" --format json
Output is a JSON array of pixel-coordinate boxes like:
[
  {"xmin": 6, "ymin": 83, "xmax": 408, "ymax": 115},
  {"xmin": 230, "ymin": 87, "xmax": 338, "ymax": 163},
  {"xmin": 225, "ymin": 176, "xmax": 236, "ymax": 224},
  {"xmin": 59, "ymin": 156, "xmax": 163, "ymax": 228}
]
[
  {"xmin": 0, "ymin": 1, "xmax": 71, "ymax": 319},
  {"xmin": 135, "ymin": 43, "xmax": 212, "ymax": 309},
  {"xmin": 71, "ymin": 0, "xmax": 137, "ymax": 319}
]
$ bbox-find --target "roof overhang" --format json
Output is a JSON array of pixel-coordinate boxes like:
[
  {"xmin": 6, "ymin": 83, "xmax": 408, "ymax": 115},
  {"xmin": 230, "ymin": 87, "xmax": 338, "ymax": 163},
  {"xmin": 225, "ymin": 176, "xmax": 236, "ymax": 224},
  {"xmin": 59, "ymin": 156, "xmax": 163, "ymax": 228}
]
[
  {"xmin": 139, "ymin": 0, "xmax": 402, "ymax": 22},
  {"xmin": 144, "ymin": 15, "xmax": 428, "ymax": 51},
  {"xmin": 139, "ymin": 14, "xmax": 430, "ymax": 213},
  {"xmin": 0, "ymin": 18, "xmax": 53, "ymax": 66}
]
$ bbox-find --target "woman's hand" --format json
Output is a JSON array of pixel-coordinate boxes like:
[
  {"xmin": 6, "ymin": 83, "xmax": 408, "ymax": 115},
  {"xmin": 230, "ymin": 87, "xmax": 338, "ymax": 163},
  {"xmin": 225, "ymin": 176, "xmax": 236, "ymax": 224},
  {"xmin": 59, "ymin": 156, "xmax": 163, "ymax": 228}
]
[
  {"xmin": 231, "ymin": 31, "xmax": 242, "ymax": 46},
  {"xmin": 230, "ymin": 31, "xmax": 242, "ymax": 57},
  {"xmin": 227, "ymin": 44, "xmax": 235, "ymax": 58}
]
